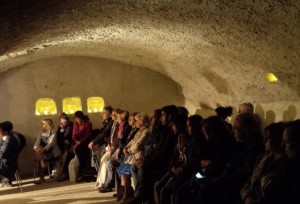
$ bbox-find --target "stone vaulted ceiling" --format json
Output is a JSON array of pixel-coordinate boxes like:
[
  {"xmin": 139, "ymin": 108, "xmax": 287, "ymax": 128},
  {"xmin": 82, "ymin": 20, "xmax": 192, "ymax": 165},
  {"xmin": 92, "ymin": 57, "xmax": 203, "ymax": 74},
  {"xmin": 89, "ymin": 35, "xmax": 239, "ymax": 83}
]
[{"xmin": 0, "ymin": 0, "xmax": 299, "ymax": 108}]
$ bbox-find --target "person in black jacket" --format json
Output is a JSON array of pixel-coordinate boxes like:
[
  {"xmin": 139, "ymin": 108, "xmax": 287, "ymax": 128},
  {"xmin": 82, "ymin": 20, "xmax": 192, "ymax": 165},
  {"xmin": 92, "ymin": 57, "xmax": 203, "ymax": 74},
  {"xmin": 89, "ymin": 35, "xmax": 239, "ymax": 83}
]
[
  {"xmin": 89, "ymin": 106, "xmax": 114, "ymax": 150},
  {"xmin": 175, "ymin": 116, "xmax": 235, "ymax": 204},
  {"xmin": 240, "ymin": 122, "xmax": 289, "ymax": 204},
  {"xmin": 282, "ymin": 120, "xmax": 300, "ymax": 204},
  {"xmin": 128, "ymin": 105, "xmax": 179, "ymax": 204},
  {"xmin": 154, "ymin": 113, "xmax": 188, "ymax": 204},
  {"xmin": 195, "ymin": 113, "xmax": 264, "ymax": 204},
  {"xmin": 56, "ymin": 113, "xmax": 74, "ymax": 181},
  {"xmin": 0, "ymin": 121, "xmax": 19, "ymax": 187}
]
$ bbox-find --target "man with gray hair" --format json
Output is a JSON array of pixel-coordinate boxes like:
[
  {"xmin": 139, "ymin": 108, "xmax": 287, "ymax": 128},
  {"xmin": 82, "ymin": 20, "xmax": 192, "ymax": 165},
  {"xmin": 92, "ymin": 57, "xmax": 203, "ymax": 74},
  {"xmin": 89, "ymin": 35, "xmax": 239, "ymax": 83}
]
[{"xmin": 238, "ymin": 103, "xmax": 254, "ymax": 114}]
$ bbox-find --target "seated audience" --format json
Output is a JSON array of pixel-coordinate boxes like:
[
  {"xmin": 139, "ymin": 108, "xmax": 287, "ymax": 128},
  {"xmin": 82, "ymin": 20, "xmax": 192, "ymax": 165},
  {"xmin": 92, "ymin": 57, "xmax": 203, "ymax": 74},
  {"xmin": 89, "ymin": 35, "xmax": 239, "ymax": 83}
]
[
  {"xmin": 240, "ymin": 122, "xmax": 288, "ymax": 204},
  {"xmin": 175, "ymin": 115, "xmax": 235, "ymax": 204},
  {"xmin": 282, "ymin": 120, "xmax": 300, "ymax": 204},
  {"xmin": 144, "ymin": 109, "xmax": 162, "ymax": 157},
  {"xmin": 114, "ymin": 112, "xmax": 139, "ymax": 200},
  {"xmin": 118, "ymin": 113, "xmax": 151, "ymax": 203},
  {"xmin": 215, "ymin": 106, "xmax": 233, "ymax": 131},
  {"xmin": 129, "ymin": 105, "xmax": 179, "ymax": 204},
  {"xmin": 0, "ymin": 121, "xmax": 19, "ymax": 187},
  {"xmin": 99, "ymin": 110, "xmax": 131, "ymax": 193},
  {"xmin": 88, "ymin": 106, "xmax": 114, "ymax": 188},
  {"xmin": 89, "ymin": 106, "xmax": 114, "ymax": 155},
  {"xmin": 93, "ymin": 108, "xmax": 120, "ymax": 189},
  {"xmin": 56, "ymin": 113, "xmax": 74, "ymax": 181},
  {"xmin": 33, "ymin": 118, "xmax": 61, "ymax": 184},
  {"xmin": 194, "ymin": 113, "xmax": 264, "ymax": 204},
  {"xmin": 72, "ymin": 111, "xmax": 93, "ymax": 182},
  {"xmin": 154, "ymin": 113, "xmax": 188, "ymax": 204},
  {"xmin": 238, "ymin": 103, "xmax": 254, "ymax": 114}
]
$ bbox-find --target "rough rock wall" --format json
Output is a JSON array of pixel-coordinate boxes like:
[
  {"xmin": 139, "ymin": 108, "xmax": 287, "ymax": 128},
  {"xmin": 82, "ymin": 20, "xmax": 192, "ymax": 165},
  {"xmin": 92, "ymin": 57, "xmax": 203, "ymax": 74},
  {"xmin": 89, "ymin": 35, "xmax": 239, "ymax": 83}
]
[{"xmin": 0, "ymin": 0, "xmax": 299, "ymax": 109}]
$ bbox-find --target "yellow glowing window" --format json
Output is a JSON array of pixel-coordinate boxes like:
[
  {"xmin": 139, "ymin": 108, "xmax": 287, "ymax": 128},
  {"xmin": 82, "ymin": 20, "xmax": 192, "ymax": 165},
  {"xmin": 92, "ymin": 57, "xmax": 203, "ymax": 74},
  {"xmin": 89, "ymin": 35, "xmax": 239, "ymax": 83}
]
[
  {"xmin": 62, "ymin": 97, "xmax": 82, "ymax": 114},
  {"xmin": 87, "ymin": 97, "xmax": 105, "ymax": 113},
  {"xmin": 266, "ymin": 73, "xmax": 278, "ymax": 83},
  {"xmin": 35, "ymin": 98, "xmax": 57, "ymax": 115}
]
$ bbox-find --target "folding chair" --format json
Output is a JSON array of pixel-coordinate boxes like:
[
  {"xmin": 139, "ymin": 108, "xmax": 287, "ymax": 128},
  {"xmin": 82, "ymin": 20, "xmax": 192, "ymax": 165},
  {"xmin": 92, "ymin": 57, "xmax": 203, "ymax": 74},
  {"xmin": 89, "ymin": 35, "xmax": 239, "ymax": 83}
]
[
  {"xmin": 33, "ymin": 156, "xmax": 60, "ymax": 181},
  {"xmin": 14, "ymin": 169, "xmax": 23, "ymax": 193}
]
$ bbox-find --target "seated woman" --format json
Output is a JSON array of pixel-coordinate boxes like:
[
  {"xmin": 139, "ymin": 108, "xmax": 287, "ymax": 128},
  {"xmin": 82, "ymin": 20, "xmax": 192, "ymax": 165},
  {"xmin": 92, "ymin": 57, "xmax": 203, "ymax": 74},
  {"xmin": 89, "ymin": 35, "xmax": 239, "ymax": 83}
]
[
  {"xmin": 56, "ymin": 113, "xmax": 74, "ymax": 181},
  {"xmin": 33, "ymin": 118, "xmax": 61, "ymax": 184},
  {"xmin": 99, "ymin": 110, "xmax": 131, "ymax": 193},
  {"xmin": 72, "ymin": 111, "xmax": 93, "ymax": 182},
  {"xmin": 118, "ymin": 113, "xmax": 151, "ymax": 203}
]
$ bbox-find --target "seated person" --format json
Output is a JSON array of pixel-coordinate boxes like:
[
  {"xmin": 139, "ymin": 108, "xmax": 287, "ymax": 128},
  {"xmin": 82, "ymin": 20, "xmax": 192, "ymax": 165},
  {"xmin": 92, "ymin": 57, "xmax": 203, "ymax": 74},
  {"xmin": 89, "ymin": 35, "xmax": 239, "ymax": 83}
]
[
  {"xmin": 33, "ymin": 118, "xmax": 61, "ymax": 184},
  {"xmin": 240, "ymin": 122, "xmax": 288, "ymax": 204},
  {"xmin": 72, "ymin": 111, "xmax": 92, "ymax": 182},
  {"xmin": 282, "ymin": 121, "xmax": 300, "ymax": 204},
  {"xmin": 193, "ymin": 113, "xmax": 264, "ymax": 204},
  {"xmin": 56, "ymin": 113, "xmax": 74, "ymax": 181},
  {"xmin": 0, "ymin": 121, "xmax": 19, "ymax": 187}
]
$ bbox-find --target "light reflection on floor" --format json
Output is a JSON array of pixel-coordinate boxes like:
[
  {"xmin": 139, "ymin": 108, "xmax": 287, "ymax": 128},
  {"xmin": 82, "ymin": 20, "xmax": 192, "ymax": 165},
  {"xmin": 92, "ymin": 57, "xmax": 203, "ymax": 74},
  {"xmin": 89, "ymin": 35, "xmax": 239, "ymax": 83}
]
[{"xmin": 0, "ymin": 178, "xmax": 116, "ymax": 204}]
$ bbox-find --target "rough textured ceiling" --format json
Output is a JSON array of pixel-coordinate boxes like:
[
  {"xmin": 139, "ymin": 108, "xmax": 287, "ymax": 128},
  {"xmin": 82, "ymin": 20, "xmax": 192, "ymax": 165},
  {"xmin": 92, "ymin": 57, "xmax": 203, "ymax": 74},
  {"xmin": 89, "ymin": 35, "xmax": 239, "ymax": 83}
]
[{"xmin": 0, "ymin": 0, "xmax": 299, "ymax": 108}]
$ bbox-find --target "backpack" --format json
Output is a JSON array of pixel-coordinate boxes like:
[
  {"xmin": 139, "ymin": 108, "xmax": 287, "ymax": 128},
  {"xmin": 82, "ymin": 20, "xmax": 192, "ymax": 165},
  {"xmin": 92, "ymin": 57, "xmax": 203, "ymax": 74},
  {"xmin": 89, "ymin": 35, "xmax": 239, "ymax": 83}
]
[{"xmin": 13, "ymin": 132, "xmax": 26, "ymax": 152}]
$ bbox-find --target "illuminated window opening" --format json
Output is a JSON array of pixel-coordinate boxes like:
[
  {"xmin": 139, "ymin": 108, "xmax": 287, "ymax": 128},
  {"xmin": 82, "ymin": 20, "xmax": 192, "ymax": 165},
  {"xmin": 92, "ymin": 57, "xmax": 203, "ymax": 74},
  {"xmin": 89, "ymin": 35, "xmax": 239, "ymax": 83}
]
[
  {"xmin": 266, "ymin": 73, "xmax": 278, "ymax": 83},
  {"xmin": 35, "ymin": 98, "xmax": 57, "ymax": 115},
  {"xmin": 62, "ymin": 97, "xmax": 82, "ymax": 114},
  {"xmin": 87, "ymin": 97, "xmax": 105, "ymax": 113}
]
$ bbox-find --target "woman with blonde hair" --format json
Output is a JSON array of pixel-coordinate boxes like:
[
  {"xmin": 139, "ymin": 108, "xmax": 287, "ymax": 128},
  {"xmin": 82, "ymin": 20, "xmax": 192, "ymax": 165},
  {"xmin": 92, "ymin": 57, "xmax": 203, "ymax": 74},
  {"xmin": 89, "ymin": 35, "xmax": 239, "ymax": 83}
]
[
  {"xmin": 33, "ymin": 118, "xmax": 61, "ymax": 184},
  {"xmin": 118, "ymin": 113, "xmax": 151, "ymax": 203}
]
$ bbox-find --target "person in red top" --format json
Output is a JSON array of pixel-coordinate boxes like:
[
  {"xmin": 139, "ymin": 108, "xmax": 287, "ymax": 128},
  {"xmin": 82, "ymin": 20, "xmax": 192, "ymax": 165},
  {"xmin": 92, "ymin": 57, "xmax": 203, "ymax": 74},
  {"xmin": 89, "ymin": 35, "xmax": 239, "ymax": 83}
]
[{"xmin": 72, "ymin": 110, "xmax": 92, "ymax": 182}]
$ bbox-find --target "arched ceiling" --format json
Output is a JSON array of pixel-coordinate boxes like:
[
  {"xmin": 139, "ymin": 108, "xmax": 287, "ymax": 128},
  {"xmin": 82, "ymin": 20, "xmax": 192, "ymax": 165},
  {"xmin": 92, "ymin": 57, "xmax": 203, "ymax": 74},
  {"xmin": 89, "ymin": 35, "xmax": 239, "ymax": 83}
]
[{"xmin": 0, "ymin": 0, "xmax": 300, "ymax": 108}]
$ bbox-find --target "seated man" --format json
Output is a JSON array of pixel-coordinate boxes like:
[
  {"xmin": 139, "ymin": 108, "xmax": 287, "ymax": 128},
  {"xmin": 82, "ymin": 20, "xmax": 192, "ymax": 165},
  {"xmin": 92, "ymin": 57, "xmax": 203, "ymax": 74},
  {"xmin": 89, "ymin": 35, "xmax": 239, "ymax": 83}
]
[{"xmin": 0, "ymin": 121, "xmax": 19, "ymax": 187}]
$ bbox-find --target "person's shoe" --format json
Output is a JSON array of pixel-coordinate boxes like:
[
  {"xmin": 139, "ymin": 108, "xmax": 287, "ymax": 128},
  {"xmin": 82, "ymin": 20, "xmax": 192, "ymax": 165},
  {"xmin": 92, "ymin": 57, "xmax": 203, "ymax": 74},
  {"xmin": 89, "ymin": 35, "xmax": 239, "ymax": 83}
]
[
  {"xmin": 99, "ymin": 185, "xmax": 113, "ymax": 193},
  {"xmin": 2, "ymin": 180, "xmax": 13, "ymax": 187},
  {"xmin": 34, "ymin": 178, "xmax": 46, "ymax": 185},
  {"xmin": 93, "ymin": 183, "xmax": 103, "ymax": 189},
  {"xmin": 76, "ymin": 176, "xmax": 85, "ymax": 183},
  {"xmin": 126, "ymin": 194, "xmax": 146, "ymax": 204},
  {"xmin": 57, "ymin": 175, "xmax": 69, "ymax": 182},
  {"xmin": 113, "ymin": 193, "xmax": 118, "ymax": 197},
  {"xmin": 81, "ymin": 169, "xmax": 96, "ymax": 176},
  {"xmin": 118, "ymin": 196, "xmax": 134, "ymax": 204},
  {"xmin": 85, "ymin": 175, "xmax": 96, "ymax": 182}
]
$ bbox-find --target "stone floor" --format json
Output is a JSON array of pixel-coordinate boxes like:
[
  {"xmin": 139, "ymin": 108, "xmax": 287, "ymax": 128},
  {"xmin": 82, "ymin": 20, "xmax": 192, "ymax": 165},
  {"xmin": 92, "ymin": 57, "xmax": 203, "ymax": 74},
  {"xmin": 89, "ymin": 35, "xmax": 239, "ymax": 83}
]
[{"xmin": 0, "ymin": 178, "xmax": 116, "ymax": 204}]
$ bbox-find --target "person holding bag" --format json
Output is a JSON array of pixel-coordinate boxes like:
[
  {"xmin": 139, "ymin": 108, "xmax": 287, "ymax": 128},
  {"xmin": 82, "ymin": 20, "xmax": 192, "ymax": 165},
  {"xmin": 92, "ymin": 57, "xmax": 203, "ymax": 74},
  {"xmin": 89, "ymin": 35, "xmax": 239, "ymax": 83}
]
[{"xmin": 117, "ymin": 113, "xmax": 151, "ymax": 203}]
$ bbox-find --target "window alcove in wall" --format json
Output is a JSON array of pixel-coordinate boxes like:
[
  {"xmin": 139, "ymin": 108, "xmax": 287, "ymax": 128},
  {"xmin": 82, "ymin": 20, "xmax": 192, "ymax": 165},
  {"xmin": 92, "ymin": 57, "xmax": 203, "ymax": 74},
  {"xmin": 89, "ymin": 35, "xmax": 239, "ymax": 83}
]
[
  {"xmin": 87, "ymin": 97, "xmax": 105, "ymax": 113},
  {"xmin": 35, "ymin": 98, "xmax": 57, "ymax": 115},
  {"xmin": 62, "ymin": 97, "xmax": 82, "ymax": 114}
]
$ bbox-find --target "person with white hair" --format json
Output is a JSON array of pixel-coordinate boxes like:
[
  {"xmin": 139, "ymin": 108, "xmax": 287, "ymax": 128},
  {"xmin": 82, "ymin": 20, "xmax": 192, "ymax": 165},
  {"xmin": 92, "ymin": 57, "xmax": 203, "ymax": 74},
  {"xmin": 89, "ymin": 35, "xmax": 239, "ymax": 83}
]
[{"xmin": 238, "ymin": 103, "xmax": 254, "ymax": 114}]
